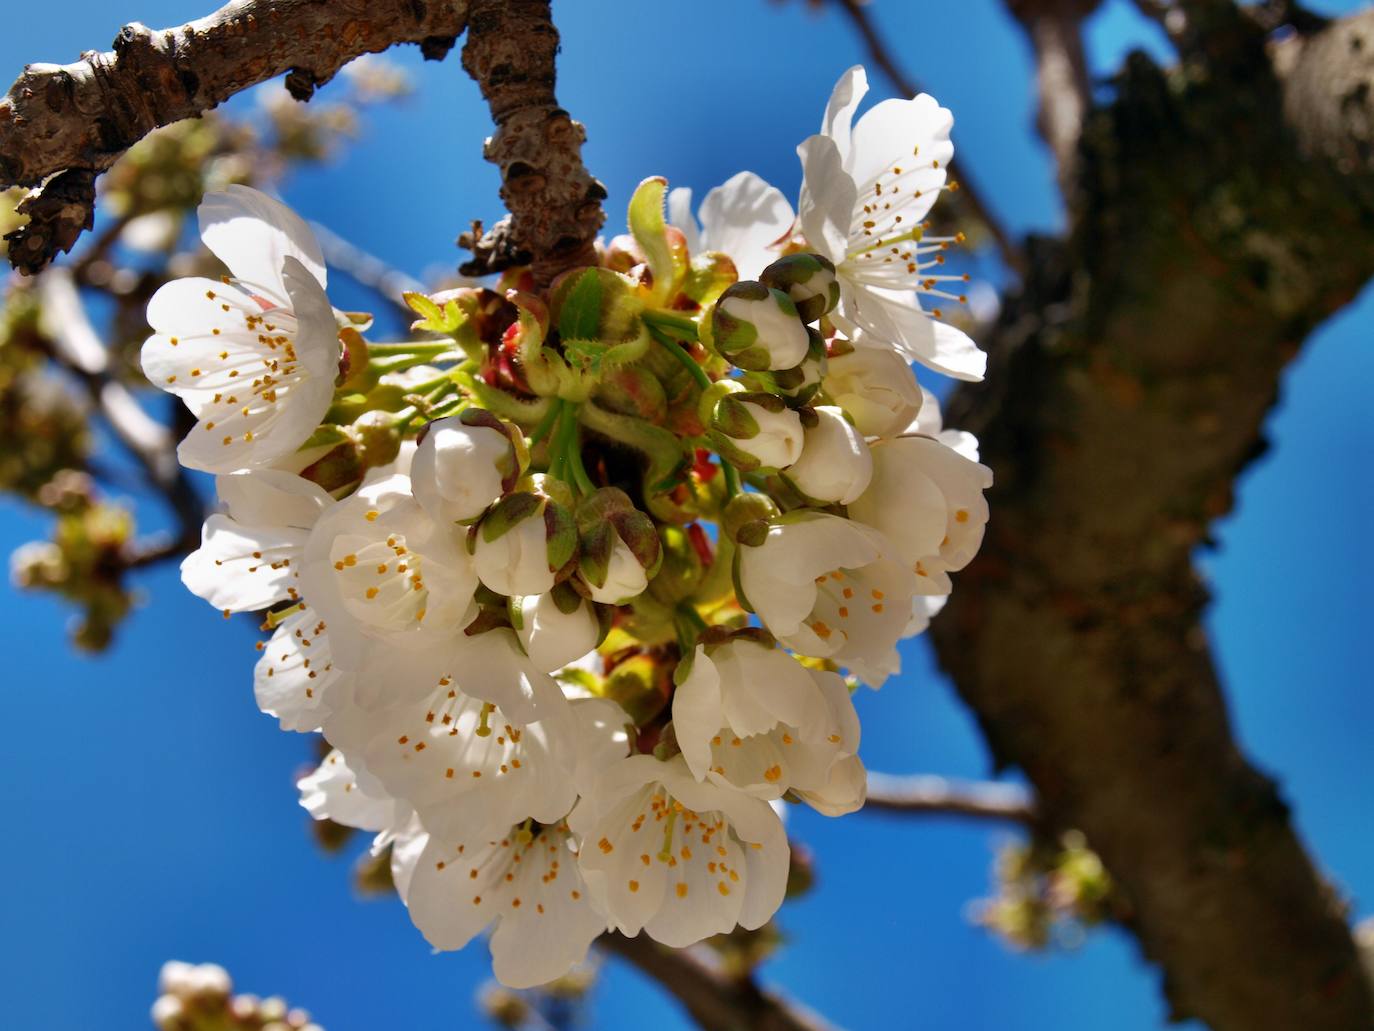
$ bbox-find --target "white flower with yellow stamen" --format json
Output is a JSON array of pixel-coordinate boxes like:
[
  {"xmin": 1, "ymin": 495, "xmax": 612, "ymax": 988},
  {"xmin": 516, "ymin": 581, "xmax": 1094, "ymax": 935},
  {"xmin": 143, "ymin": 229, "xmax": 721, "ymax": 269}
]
[
  {"xmin": 141, "ymin": 186, "xmax": 340, "ymax": 472},
  {"xmin": 737, "ymin": 511, "xmax": 916, "ymax": 687},
  {"xmin": 672, "ymin": 638, "xmax": 862, "ymax": 810},
  {"xmin": 406, "ymin": 819, "xmax": 608, "ymax": 989},
  {"xmin": 569, "ymin": 754, "xmax": 789, "ymax": 947},
  {"xmin": 356, "ymin": 675, "xmax": 625, "ymax": 845},
  {"xmin": 847, "ymin": 433, "xmax": 992, "ymax": 599},
  {"xmin": 298, "ymin": 474, "xmax": 479, "ymax": 671},
  {"xmin": 253, "ymin": 604, "xmax": 348, "ymax": 733},
  {"xmin": 181, "ymin": 468, "xmax": 332, "ymax": 614},
  {"xmin": 797, "ymin": 66, "xmax": 985, "ymax": 381}
]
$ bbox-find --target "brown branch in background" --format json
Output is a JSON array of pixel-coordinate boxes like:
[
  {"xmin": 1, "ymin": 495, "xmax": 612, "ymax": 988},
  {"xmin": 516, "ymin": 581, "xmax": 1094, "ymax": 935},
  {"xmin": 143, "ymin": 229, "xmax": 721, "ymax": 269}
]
[
  {"xmin": 37, "ymin": 267, "xmax": 202, "ymax": 559},
  {"xmin": 599, "ymin": 933, "xmax": 836, "ymax": 1031},
  {"xmin": 828, "ymin": 0, "xmax": 1026, "ymax": 277},
  {"xmin": 932, "ymin": 7, "xmax": 1374, "ymax": 1028},
  {"xmin": 1004, "ymin": 0, "xmax": 1099, "ymax": 195},
  {"xmin": 460, "ymin": 0, "xmax": 606, "ymax": 284},
  {"xmin": 0, "ymin": 0, "xmax": 469, "ymax": 273},
  {"xmin": 864, "ymin": 773, "xmax": 1037, "ymax": 824}
]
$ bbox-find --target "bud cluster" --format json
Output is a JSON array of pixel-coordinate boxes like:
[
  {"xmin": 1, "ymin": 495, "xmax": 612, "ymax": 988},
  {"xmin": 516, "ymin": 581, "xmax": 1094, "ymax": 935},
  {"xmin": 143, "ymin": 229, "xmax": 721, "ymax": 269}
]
[
  {"xmin": 147, "ymin": 63, "xmax": 992, "ymax": 990},
  {"xmin": 151, "ymin": 961, "xmax": 322, "ymax": 1031}
]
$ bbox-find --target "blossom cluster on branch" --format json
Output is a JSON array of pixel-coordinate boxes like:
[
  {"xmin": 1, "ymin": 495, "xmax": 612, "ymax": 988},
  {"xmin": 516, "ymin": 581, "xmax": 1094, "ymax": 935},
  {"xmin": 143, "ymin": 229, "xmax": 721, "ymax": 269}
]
[{"xmin": 149, "ymin": 66, "xmax": 992, "ymax": 988}]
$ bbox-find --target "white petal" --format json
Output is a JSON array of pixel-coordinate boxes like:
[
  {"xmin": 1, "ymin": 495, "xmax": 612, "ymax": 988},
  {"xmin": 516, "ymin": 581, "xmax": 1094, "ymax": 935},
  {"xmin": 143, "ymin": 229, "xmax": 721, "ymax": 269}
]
[
  {"xmin": 821, "ymin": 65, "xmax": 869, "ymax": 162},
  {"xmin": 666, "ymin": 186, "xmax": 702, "ymax": 255},
  {"xmin": 670, "ymin": 646, "xmax": 724, "ymax": 781},
  {"xmin": 696, "ymin": 171, "xmax": 795, "ymax": 281},
  {"xmin": 254, "ymin": 605, "xmax": 341, "ymax": 732},
  {"xmin": 298, "ymin": 749, "xmax": 395, "ymax": 831},
  {"xmin": 180, "ymin": 515, "xmax": 307, "ymax": 612},
  {"xmin": 215, "ymin": 469, "xmax": 333, "ymax": 530},
  {"xmin": 796, "ymin": 134, "xmax": 856, "ymax": 264},
  {"xmin": 847, "ymin": 95, "xmax": 954, "ymax": 214},
  {"xmin": 842, "ymin": 284, "xmax": 986, "ymax": 381},
  {"xmin": 198, "ymin": 185, "xmax": 327, "ymax": 296}
]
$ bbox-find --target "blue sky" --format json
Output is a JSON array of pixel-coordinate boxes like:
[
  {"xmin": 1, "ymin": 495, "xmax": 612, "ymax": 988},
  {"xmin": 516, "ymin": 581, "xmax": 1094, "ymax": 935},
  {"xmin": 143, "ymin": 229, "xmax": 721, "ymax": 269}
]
[{"xmin": 2, "ymin": 2, "xmax": 1369, "ymax": 1029}]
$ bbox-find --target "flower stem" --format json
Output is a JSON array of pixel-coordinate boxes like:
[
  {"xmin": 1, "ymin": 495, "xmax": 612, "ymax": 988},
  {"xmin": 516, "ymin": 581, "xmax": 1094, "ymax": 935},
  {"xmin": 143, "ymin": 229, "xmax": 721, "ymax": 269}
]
[
  {"xmin": 649, "ymin": 326, "xmax": 713, "ymax": 393},
  {"xmin": 558, "ymin": 402, "xmax": 597, "ymax": 496},
  {"xmin": 529, "ymin": 400, "xmax": 562, "ymax": 447},
  {"xmin": 642, "ymin": 309, "xmax": 700, "ymax": 342},
  {"xmin": 721, "ymin": 461, "xmax": 742, "ymax": 499}
]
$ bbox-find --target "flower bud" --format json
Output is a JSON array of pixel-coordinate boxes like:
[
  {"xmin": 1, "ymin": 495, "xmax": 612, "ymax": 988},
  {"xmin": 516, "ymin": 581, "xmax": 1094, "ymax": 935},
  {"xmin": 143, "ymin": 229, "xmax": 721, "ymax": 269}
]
[
  {"xmin": 759, "ymin": 252, "xmax": 839, "ymax": 322},
  {"xmin": 707, "ymin": 391, "xmax": 804, "ymax": 471},
  {"xmin": 722, "ymin": 492, "xmax": 781, "ymax": 547},
  {"xmin": 150, "ymin": 995, "xmax": 185, "ymax": 1031},
  {"xmin": 823, "ymin": 346, "xmax": 923, "ymax": 438},
  {"xmin": 784, "ymin": 405, "xmax": 873, "ymax": 504},
  {"xmin": 575, "ymin": 488, "xmax": 661, "ymax": 604},
  {"xmin": 709, "ymin": 281, "xmax": 809, "ymax": 372},
  {"xmin": 515, "ymin": 583, "xmax": 601, "ymax": 672},
  {"xmin": 412, "ymin": 410, "xmax": 522, "ymax": 524},
  {"xmin": 473, "ymin": 490, "xmax": 577, "ymax": 597}
]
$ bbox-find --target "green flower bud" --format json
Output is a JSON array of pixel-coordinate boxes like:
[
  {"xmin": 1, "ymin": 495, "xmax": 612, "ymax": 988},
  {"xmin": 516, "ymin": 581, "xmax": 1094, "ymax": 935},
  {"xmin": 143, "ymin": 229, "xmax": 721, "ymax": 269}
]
[
  {"xmin": 721, "ymin": 492, "xmax": 781, "ymax": 547},
  {"xmin": 759, "ymin": 252, "xmax": 840, "ymax": 323},
  {"xmin": 709, "ymin": 281, "xmax": 810, "ymax": 372}
]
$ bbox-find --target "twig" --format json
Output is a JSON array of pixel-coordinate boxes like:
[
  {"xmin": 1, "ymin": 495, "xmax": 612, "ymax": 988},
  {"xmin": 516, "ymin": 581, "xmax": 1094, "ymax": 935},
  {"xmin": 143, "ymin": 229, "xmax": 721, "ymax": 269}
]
[
  {"xmin": 460, "ymin": 0, "xmax": 607, "ymax": 284},
  {"xmin": 1004, "ymin": 1, "xmax": 1097, "ymax": 195},
  {"xmin": 827, "ymin": 0, "xmax": 1026, "ymax": 277},
  {"xmin": 864, "ymin": 773, "xmax": 1038, "ymax": 824},
  {"xmin": 0, "ymin": 0, "xmax": 469, "ymax": 272},
  {"xmin": 37, "ymin": 266, "xmax": 202, "ymax": 552},
  {"xmin": 598, "ymin": 932, "xmax": 837, "ymax": 1031},
  {"xmin": 308, "ymin": 220, "xmax": 424, "ymax": 313}
]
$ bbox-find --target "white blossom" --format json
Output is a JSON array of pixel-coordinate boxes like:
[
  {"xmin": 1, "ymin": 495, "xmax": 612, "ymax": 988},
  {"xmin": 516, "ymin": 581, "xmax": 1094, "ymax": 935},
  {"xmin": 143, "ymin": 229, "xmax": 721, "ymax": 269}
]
[
  {"xmin": 406, "ymin": 820, "xmax": 608, "ymax": 988},
  {"xmin": 738, "ymin": 511, "xmax": 916, "ymax": 686},
  {"xmin": 668, "ymin": 171, "xmax": 795, "ymax": 280},
  {"xmin": 847, "ymin": 434, "xmax": 992, "ymax": 596},
  {"xmin": 141, "ymin": 186, "xmax": 341, "ymax": 472},
  {"xmin": 253, "ymin": 604, "xmax": 348, "ymax": 732},
  {"xmin": 672, "ymin": 639, "xmax": 862, "ymax": 810},
  {"xmin": 515, "ymin": 590, "xmax": 601, "ymax": 673},
  {"xmin": 796, "ymin": 67, "xmax": 985, "ymax": 381},
  {"xmin": 298, "ymin": 474, "xmax": 479, "ymax": 670},
  {"xmin": 569, "ymin": 754, "xmax": 789, "ymax": 947},
  {"xmin": 783, "ymin": 405, "xmax": 873, "ymax": 504},
  {"xmin": 411, "ymin": 417, "xmax": 514, "ymax": 525},
  {"xmin": 181, "ymin": 468, "xmax": 332, "ymax": 614},
  {"xmin": 823, "ymin": 346, "xmax": 924, "ymax": 438}
]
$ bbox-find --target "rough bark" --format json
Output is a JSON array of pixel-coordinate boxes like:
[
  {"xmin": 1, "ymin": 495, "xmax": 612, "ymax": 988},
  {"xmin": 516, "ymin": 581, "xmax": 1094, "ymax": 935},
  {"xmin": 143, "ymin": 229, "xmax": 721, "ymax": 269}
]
[
  {"xmin": 0, "ymin": 0, "xmax": 468, "ymax": 272},
  {"xmin": 460, "ymin": 0, "xmax": 605, "ymax": 285},
  {"xmin": 932, "ymin": 7, "xmax": 1374, "ymax": 1028},
  {"xmin": 599, "ymin": 933, "xmax": 835, "ymax": 1031}
]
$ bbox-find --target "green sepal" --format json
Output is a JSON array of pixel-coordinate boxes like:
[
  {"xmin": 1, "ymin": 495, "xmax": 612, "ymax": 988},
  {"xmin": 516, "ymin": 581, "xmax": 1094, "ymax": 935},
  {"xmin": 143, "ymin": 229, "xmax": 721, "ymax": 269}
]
[
  {"xmin": 610, "ymin": 508, "xmax": 662, "ymax": 576},
  {"xmin": 579, "ymin": 521, "xmax": 615, "ymax": 590},
  {"xmin": 481, "ymin": 491, "xmax": 542, "ymax": 543},
  {"xmin": 557, "ymin": 268, "xmax": 604, "ymax": 343},
  {"xmin": 627, "ymin": 176, "xmax": 688, "ymax": 306},
  {"xmin": 403, "ymin": 290, "xmax": 467, "ymax": 335},
  {"xmin": 543, "ymin": 499, "xmax": 579, "ymax": 574},
  {"xmin": 759, "ymin": 252, "xmax": 840, "ymax": 323},
  {"xmin": 682, "ymin": 251, "xmax": 739, "ymax": 310},
  {"xmin": 712, "ymin": 395, "xmax": 761, "ymax": 440},
  {"xmin": 549, "ymin": 579, "xmax": 585, "ymax": 616}
]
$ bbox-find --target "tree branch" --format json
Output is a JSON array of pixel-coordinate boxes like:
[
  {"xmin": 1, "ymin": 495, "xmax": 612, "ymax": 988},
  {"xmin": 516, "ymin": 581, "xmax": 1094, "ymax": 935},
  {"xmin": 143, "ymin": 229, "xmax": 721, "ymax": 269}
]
[
  {"xmin": 0, "ymin": 0, "xmax": 468, "ymax": 273},
  {"xmin": 864, "ymin": 773, "xmax": 1037, "ymax": 824},
  {"xmin": 827, "ymin": 0, "xmax": 1026, "ymax": 277},
  {"xmin": 460, "ymin": 0, "xmax": 605, "ymax": 285},
  {"xmin": 1004, "ymin": 1, "xmax": 1099, "ymax": 194},
  {"xmin": 599, "ymin": 932, "xmax": 836, "ymax": 1031},
  {"xmin": 37, "ymin": 266, "xmax": 202, "ymax": 554},
  {"xmin": 932, "ymin": 9, "xmax": 1374, "ymax": 1028}
]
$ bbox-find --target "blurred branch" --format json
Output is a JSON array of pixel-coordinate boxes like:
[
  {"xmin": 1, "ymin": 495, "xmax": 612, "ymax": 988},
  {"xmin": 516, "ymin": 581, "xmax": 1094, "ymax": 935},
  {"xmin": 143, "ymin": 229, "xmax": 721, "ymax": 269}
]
[
  {"xmin": 864, "ymin": 773, "xmax": 1037, "ymax": 824},
  {"xmin": 599, "ymin": 933, "xmax": 835, "ymax": 1031},
  {"xmin": 37, "ymin": 266, "xmax": 201, "ymax": 556},
  {"xmin": 308, "ymin": 220, "xmax": 424, "ymax": 313},
  {"xmin": 826, "ymin": 0, "xmax": 1026, "ymax": 277},
  {"xmin": 460, "ymin": 0, "xmax": 606, "ymax": 284},
  {"xmin": 0, "ymin": 0, "xmax": 469, "ymax": 272},
  {"xmin": 1004, "ymin": 1, "xmax": 1098, "ymax": 194}
]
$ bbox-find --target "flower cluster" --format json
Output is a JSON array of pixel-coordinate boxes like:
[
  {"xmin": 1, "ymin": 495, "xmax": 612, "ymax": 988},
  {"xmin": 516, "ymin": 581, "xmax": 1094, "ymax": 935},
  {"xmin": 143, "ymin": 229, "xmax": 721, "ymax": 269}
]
[{"xmin": 149, "ymin": 66, "xmax": 992, "ymax": 987}]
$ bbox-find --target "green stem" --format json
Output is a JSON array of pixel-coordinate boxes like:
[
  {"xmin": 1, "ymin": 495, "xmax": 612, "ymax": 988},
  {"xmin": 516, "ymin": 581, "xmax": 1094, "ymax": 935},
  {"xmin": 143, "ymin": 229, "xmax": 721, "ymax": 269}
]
[
  {"xmin": 643, "ymin": 310, "xmax": 701, "ymax": 341},
  {"xmin": 721, "ymin": 461, "xmax": 742, "ymax": 499},
  {"xmin": 649, "ymin": 326, "xmax": 713, "ymax": 393},
  {"xmin": 529, "ymin": 400, "xmax": 562, "ymax": 447},
  {"xmin": 558, "ymin": 402, "xmax": 597, "ymax": 496},
  {"xmin": 366, "ymin": 341, "xmax": 458, "ymax": 356}
]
